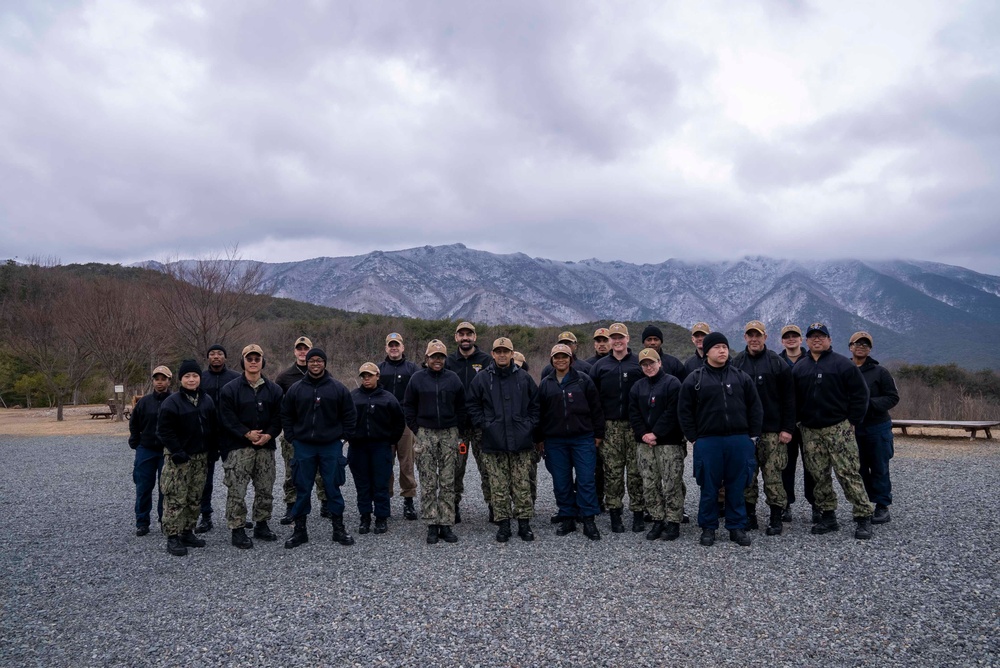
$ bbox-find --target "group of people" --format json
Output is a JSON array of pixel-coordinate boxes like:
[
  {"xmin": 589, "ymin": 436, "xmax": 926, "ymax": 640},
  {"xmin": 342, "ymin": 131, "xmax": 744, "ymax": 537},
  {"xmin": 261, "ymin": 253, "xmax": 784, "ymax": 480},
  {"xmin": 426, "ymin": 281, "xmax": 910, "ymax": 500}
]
[{"xmin": 129, "ymin": 318, "xmax": 899, "ymax": 554}]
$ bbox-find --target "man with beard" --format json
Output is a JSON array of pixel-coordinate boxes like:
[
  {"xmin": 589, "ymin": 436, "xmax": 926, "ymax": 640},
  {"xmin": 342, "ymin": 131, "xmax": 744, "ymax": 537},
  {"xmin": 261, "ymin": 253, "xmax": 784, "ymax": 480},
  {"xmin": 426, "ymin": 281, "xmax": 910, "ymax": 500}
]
[{"xmin": 194, "ymin": 345, "xmax": 240, "ymax": 534}]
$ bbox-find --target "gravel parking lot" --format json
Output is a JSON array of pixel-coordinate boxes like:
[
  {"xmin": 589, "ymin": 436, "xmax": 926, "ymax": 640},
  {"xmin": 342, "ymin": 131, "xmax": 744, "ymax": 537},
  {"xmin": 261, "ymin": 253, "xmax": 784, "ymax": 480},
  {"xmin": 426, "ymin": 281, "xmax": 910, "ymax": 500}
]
[{"xmin": 1, "ymin": 435, "xmax": 998, "ymax": 667}]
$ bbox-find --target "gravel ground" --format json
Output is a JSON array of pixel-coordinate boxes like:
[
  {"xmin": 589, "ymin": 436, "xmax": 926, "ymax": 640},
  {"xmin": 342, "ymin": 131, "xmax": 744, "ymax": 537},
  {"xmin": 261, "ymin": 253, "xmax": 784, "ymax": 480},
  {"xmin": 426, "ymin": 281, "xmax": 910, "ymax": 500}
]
[{"xmin": 1, "ymin": 436, "xmax": 998, "ymax": 667}]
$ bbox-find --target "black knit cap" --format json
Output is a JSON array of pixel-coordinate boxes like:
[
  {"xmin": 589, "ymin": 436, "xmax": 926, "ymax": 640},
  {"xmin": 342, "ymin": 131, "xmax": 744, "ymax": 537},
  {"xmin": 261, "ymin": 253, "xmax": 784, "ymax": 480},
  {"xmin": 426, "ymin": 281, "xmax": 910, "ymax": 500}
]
[
  {"xmin": 306, "ymin": 348, "xmax": 327, "ymax": 363},
  {"xmin": 641, "ymin": 325, "xmax": 663, "ymax": 341},
  {"xmin": 177, "ymin": 359, "xmax": 202, "ymax": 378},
  {"xmin": 207, "ymin": 344, "xmax": 227, "ymax": 357},
  {"xmin": 702, "ymin": 332, "xmax": 729, "ymax": 352}
]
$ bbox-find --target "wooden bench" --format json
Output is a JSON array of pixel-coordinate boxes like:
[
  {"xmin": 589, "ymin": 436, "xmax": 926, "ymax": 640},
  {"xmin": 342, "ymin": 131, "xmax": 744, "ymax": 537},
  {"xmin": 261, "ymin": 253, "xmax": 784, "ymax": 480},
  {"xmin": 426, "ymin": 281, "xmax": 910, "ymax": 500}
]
[
  {"xmin": 892, "ymin": 419, "xmax": 1000, "ymax": 440},
  {"xmin": 90, "ymin": 403, "xmax": 132, "ymax": 420}
]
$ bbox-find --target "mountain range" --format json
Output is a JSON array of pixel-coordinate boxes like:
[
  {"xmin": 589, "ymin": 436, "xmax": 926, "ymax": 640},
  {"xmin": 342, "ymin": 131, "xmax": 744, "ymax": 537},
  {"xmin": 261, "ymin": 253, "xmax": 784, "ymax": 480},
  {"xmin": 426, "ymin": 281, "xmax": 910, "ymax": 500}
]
[{"xmin": 148, "ymin": 244, "xmax": 1000, "ymax": 368}]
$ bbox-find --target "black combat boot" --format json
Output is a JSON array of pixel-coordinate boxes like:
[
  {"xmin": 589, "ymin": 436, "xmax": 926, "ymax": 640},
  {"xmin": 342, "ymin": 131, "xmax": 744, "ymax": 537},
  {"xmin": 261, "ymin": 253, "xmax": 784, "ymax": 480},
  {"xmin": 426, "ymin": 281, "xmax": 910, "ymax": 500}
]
[
  {"xmin": 872, "ymin": 504, "xmax": 891, "ymax": 524},
  {"xmin": 811, "ymin": 505, "xmax": 822, "ymax": 524},
  {"xmin": 136, "ymin": 525, "xmax": 149, "ymax": 537},
  {"xmin": 495, "ymin": 518, "xmax": 512, "ymax": 543},
  {"xmin": 254, "ymin": 521, "xmax": 277, "ymax": 541},
  {"xmin": 517, "ymin": 519, "xmax": 534, "ymax": 542},
  {"xmin": 609, "ymin": 509, "xmax": 625, "ymax": 533},
  {"xmin": 373, "ymin": 517, "xmax": 388, "ymax": 534},
  {"xmin": 427, "ymin": 525, "xmax": 439, "ymax": 544},
  {"xmin": 454, "ymin": 504, "xmax": 462, "ymax": 524},
  {"xmin": 180, "ymin": 530, "xmax": 206, "ymax": 548},
  {"xmin": 231, "ymin": 527, "xmax": 253, "ymax": 550},
  {"xmin": 358, "ymin": 513, "xmax": 372, "ymax": 535},
  {"xmin": 811, "ymin": 510, "xmax": 839, "ymax": 535},
  {"xmin": 166, "ymin": 535, "xmax": 188, "ymax": 556},
  {"xmin": 745, "ymin": 503, "xmax": 759, "ymax": 530},
  {"xmin": 632, "ymin": 510, "xmax": 646, "ymax": 533},
  {"xmin": 551, "ymin": 514, "xmax": 571, "ymax": 524},
  {"xmin": 700, "ymin": 527, "xmax": 716, "ymax": 546},
  {"xmin": 556, "ymin": 518, "xmax": 577, "ymax": 536},
  {"xmin": 403, "ymin": 498, "xmax": 418, "ymax": 521},
  {"xmin": 438, "ymin": 525, "xmax": 459, "ymax": 543},
  {"xmin": 854, "ymin": 516, "xmax": 873, "ymax": 540},
  {"xmin": 582, "ymin": 516, "xmax": 601, "ymax": 541},
  {"xmin": 280, "ymin": 504, "xmax": 295, "ymax": 525},
  {"xmin": 662, "ymin": 522, "xmax": 680, "ymax": 541},
  {"xmin": 331, "ymin": 515, "xmax": 355, "ymax": 546},
  {"xmin": 646, "ymin": 520, "xmax": 665, "ymax": 540},
  {"xmin": 729, "ymin": 529, "xmax": 752, "ymax": 547},
  {"xmin": 284, "ymin": 516, "xmax": 309, "ymax": 549},
  {"xmin": 781, "ymin": 505, "xmax": 793, "ymax": 522},
  {"xmin": 766, "ymin": 506, "xmax": 783, "ymax": 536},
  {"xmin": 320, "ymin": 506, "xmax": 332, "ymax": 519},
  {"xmin": 194, "ymin": 514, "xmax": 213, "ymax": 534}
]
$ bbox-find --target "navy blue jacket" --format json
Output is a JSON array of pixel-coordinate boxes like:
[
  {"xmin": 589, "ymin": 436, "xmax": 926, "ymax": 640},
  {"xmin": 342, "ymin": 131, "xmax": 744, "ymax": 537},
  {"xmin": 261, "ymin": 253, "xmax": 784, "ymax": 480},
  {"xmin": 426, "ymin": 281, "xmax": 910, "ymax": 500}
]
[
  {"xmin": 219, "ymin": 375, "xmax": 284, "ymax": 455},
  {"xmin": 792, "ymin": 349, "xmax": 870, "ymax": 428},
  {"xmin": 467, "ymin": 363, "xmax": 539, "ymax": 454},
  {"xmin": 731, "ymin": 347, "xmax": 796, "ymax": 434},
  {"xmin": 534, "ymin": 368, "xmax": 606, "ymax": 441},
  {"xmin": 628, "ymin": 370, "xmax": 684, "ymax": 446},
  {"xmin": 677, "ymin": 362, "xmax": 763, "ymax": 443},
  {"xmin": 201, "ymin": 366, "xmax": 241, "ymax": 407},
  {"xmin": 280, "ymin": 372, "xmax": 357, "ymax": 445},
  {"xmin": 378, "ymin": 356, "xmax": 421, "ymax": 403},
  {"xmin": 157, "ymin": 390, "xmax": 218, "ymax": 457},
  {"xmin": 858, "ymin": 358, "xmax": 899, "ymax": 427},
  {"xmin": 683, "ymin": 352, "xmax": 705, "ymax": 377},
  {"xmin": 128, "ymin": 390, "xmax": 170, "ymax": 451},
  {"xmin": 779, "ymin": 347, "xmax": 809, "ymax": 367},
  {"xmin": 402, "ymin": 367, "xmax": 466, "ymax": 433},
  {"xmin": 347, "ymin": 386, "xmax": 406, "ymax": 446},
  {"xmin": 588, "ymin": 350, "xmax": 642, "ymax": 421}
]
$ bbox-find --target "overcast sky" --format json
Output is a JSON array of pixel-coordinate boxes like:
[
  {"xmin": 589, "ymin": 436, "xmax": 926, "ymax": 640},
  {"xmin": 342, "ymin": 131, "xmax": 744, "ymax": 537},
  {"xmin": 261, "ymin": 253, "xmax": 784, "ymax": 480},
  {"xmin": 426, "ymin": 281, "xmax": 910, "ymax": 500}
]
[{"xmin": 2, "ymin": 1, "xmax": 999, "ymax": 275}]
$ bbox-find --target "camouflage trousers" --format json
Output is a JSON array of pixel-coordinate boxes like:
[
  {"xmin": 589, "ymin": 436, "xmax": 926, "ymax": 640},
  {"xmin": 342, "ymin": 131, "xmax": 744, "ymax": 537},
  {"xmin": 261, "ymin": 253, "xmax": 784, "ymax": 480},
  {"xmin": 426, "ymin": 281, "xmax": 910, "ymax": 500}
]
[
  {"xmin": 602, "ymin": 420, "xmax": 644, "ymax": 512},
  {"xmin": 389, "ymin": 426, "xmax": 417, "ymax": 498},
  {"xmin": 223, "ymin": 446, "xmax": 276, "ymax": 529},
  {"xmin": 455, "ymin": 427, "xmax": 488, "ymax": 507},
  {"xmin": 636, "ymin": 443, "xmax": 686, "ymax": 522},
  {"xmin": 744, "ymin": 432, "xmax": 788, "ymax": 509},
  {"xmin": 415, "ymin": 427, "xmax": 459, "ymax": 526},
  {"xmin": 161, "ymin": 452, "xmax": 208, "ymax": 536},
  {"xmin": 482, "ymin": 450, "xmax": 535, "ymax": 521},
  {"xmin": 800, "ymin": 420, "xmax": 874, "ymax": 518},
  {"xmin": 279, "ymin": 435, "xmax": 326, "ymax": 505}
]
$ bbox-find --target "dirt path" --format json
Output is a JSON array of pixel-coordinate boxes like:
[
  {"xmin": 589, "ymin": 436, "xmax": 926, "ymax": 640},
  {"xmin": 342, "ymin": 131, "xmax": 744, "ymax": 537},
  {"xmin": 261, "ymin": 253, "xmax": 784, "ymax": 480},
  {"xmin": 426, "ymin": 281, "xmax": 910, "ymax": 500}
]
[{"xmin": 0, "ymin": 405, "xmax": 130, "ymax": 437}]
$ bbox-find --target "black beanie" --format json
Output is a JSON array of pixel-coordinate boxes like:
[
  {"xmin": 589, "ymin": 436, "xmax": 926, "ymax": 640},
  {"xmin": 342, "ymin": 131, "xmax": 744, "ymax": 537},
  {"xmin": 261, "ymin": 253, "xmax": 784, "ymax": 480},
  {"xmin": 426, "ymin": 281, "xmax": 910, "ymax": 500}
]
[
  {"xmin": 178, "ymin": 359, "xmax": 202, "ymax": 378},
  {"xmin": 702, "ymin": 332, "xmax": 729, "ymax": 353},
  {"xmin": 207, "ymin": 344, "xmax": 227, "ymax": 357},
  {"xmin": 306, "ymin": 348, "xmax": 327, "ymax": 363},
  {"xmin": 641, "ymin": 325, "xmax": 663, "ymax": 342}
]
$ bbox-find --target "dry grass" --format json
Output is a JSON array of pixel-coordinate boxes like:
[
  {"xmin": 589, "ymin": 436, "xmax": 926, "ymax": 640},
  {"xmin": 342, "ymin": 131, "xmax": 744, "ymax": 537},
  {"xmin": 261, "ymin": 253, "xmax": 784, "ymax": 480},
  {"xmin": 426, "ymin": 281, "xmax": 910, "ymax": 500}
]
[{"xmin": 0, "ymin": 405, "xmax": 130, "ymax": 437}]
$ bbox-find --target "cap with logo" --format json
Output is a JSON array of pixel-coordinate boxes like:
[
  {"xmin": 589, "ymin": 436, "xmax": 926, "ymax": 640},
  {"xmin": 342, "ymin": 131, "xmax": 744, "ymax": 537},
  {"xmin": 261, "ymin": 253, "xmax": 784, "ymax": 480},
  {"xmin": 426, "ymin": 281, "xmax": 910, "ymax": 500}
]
[
  {"xmin": 849, "ymin": 331, "xmax": 874, "ymax": 347},
  {"xmin": 425, "ymin": 339, "xmax": 448, "ymax": 356},
  {"xmin": 151, "ymin": 365, "xmax": 172, "ymax": 379},
  {"xmin": 593, "ymin": 328, "xmax": 611, "ymax": 340},
  {"xmin": 385, "ymin": 332, "xmax": 404, "ymax": 345},
  {"xmin": 690, "ymin": 322, "xmax": 711, "ymax": 335},
  {"xmin": 744, "ymin": 320, "xmax": 766, "ymax": 335},
  {"xmin": 294, "ymin": 336, "xmax": 313, "ymax": 349},
  {"xmin": 242, "ymin": 344, "xmax": 263, "ymax": 358},
  {"xmin": 492, "ymin": 337, "xmax": 514, "ymax": 351},
  {"xmin": 358, "ymin": 362, "xmax": 380, "ymax": 376},
  {"xmin": 557, "ymin": 331, "xmax": 578, "ymax": 344},
  {"xmin": 455, "ymin": 321, "xmax": 476, "ymax": 334},
  {"xmin": 806, "ymin": 323, "xmax": 830, "ymax": 337},
  {"xmin": 780, "ymin": 325, "xmax": 802, "ymax": 337},
  {"xmin": 637, "ymin": 348, "xmax": 660, "ymax": 362},
  {"xmin": 608, "ymin": 323, "xmax": 629, "ymax": 337},
  {"xmin": 550, "ymin": 343, "xmax": 573, "ymax": 358}
]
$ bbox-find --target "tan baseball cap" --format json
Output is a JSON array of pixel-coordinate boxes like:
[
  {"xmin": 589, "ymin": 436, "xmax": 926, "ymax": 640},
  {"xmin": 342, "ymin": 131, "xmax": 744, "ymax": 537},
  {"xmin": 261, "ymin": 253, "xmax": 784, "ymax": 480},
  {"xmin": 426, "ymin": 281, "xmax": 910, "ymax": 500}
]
[
  {"xmin": 455, "ymin": 321, "xmax": 476, "ymax": 333},
  {"xmin": 512, "ymin": 351, "xmax": 526, "ymax": 366},
  {"xmin": 151, "ymin": 365, "xmax": 172, "ymax": 379},
  {"xmin": 294, "ymin": 336, "xmax": 313, "ymax": 349},
  {"xmin": 744, "ymin": 320, "xmax": 766, "ymax": 335},
  {"xmin": 550, "ymin": 343, "xmax": 573, "ymax": 358},
  {"xmin": 358, "ymin": 362, "xmax": 380, "ymax": 376},
  {"xmin": 242, "ymin": 344, "xmax": 263, "ymax": 358},
  {"xmin": 850, "ymin": 331, "xmax": 874, "ymax": 347},
  {"xmin": 780, "ymin": 325, "xmax": 801, "ymax": 337},
  {"xmin": 385, "ymin": 332, "xmax": 404, "ymax": 345},
  {"xmin": 593, "ymin": 328, "xmax": 611, "ymax": 340},
  {"xmin": 691, "ymin": 322, "xmax": 711, "ymax": 335},
  {"xmin": 557, "ymin": 331, "xmax": 578, "ymax": 344},
  {"xmin": 609, "ymin": 323, "xmax": 629, "ymax": 337},
  {"xmin": 492, "ymin": 337, "xmax": 514, "ymax": 351},
  {"xmin": 638, "ymin": 348, "xmax": 660, "ymax": 362},
  {"xmin": 425, "ymin": 339, "xmax": 447, "ymax": 356}
]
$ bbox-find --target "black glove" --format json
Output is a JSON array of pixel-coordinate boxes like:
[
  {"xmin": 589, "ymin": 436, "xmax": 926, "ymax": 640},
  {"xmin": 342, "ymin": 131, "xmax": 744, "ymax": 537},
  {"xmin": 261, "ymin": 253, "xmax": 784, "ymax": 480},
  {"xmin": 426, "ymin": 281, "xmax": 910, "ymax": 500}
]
[
  {"xmin": 129, "ymin": 443, "xmax": 138, "ymax": 450},
  {"xmin": 171, "ymin": 451, "xmax": 191, "ymax": 465}
]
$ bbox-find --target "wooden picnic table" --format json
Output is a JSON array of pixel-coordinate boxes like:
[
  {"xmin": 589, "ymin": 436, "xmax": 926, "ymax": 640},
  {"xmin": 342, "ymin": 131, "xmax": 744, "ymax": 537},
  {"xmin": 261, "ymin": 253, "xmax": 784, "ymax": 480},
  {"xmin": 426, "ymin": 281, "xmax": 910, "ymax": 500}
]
[{"xmin": 892, "ymin": 419, "xmax": 1000, "ymax": 440}]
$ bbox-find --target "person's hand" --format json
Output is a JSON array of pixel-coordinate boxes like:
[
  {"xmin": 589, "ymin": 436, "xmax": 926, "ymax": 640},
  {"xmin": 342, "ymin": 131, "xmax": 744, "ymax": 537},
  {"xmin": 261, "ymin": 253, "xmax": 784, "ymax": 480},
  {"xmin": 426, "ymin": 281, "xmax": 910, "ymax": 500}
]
[
  {"xmin": 595, "ymin": 438, "xmax": 603, "ymax": 448},
  {"xmin": 642, "ymin": 433, "xmax": 657, "ymax": 446},
  {"xmin": 254, "ymin": 433, "xmax": 272, "ymax": 447},
  {"xmin": 779, "ymin": 431, "xmax": 793, "ymax": 444},
  {"xmin": 534, "ymin": 442, "xmax": 545, "ymax": 456}
]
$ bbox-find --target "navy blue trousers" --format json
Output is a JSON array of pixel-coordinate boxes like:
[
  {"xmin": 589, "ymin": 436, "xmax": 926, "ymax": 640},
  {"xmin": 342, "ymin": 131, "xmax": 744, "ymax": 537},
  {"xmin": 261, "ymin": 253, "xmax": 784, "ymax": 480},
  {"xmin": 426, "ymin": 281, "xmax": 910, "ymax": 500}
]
[
  {"xmin": 693, "ymin": 434, "xmax": 755, "ymax": 530},
  {"xmin": 133, "ymin": 446, "xmax": 164, "ymax": 527},
  {"xmin": 291, "ymin": 440, "xmax": 347, "ymax": 519},
  {"xmin": 546, "ymin": 434, "xmax": 600, "ymax": 518},
  {"xmin": 348, "ymin": 441, "xmax": 392, "ymax": 519},
  {"xmin": 856, "ymin": 420, "xmax": 893, "ymax": 506}
]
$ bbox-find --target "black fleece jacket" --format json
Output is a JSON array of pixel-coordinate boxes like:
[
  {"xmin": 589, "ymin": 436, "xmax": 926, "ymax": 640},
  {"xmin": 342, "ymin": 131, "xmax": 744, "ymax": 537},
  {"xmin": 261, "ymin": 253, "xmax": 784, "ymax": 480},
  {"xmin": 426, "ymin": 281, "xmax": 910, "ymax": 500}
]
[
  {"xmin": 218, "ymin": 375, "xmax": 284, "ymax": 455},
  {"xmin": 274, "ymin": 362, "xmax": 308, "ymax": 393},
  {"xmin": 467, "ymin": 363, "xmax": 539, "ymax": 454},
  {"xmin": 731, "ymin": 347, "xmax": 796, "ymax": 434},
  {"xmin": 280, "ymin": 372, "xmax": 357, "ymax": 445},
  {"xmin": 378, "ymin": 356, "xmax": 421, "ymax": 403},
  {"xmin": 128, "ymin": 390, "xmax": 171, "ymax": 451},
  {"xmin": 588, "ymin": 350, "xmax": 642, "ymax": 421},
  {"xmin": 402, "ymin": 367, "xmax": 466, "ymax": 433},
  {"xmin": 347, "ymin": 386, "xmax": 406, "ymax": 446},
  {"xmin": 677, "ymin": 362, "xmax": 763, "ymax": 443},
  {"xmin": 858, "ymin": 357, "xmax": 899, "ymax": 427},
  {"xmin": 157, "ymin": 390, "xmax": 217, "ymax": 457},
  {"xmin": 534, "ymin": 368, "xmax": 606, "ymax": 441},
  {"xmin": 792, "ymin": 349, "xmax": 870, "ymax": 428},
  {"xmin": 446, "ymin": 347, "xmax": 492, "ymax": 430},
  {"xmin": 628, "ymin": 370, "xmax": 684, "ymax": 445}
]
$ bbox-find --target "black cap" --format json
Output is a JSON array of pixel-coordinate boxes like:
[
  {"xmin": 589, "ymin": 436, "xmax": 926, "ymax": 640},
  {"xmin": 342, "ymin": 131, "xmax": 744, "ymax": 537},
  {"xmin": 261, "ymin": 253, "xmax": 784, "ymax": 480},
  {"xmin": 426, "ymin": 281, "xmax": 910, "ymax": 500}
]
[
  {"xmin": 177, "ymin": 359, "xmax": 202, "ymax": 378},
  {"xmin": 702, "ymin": 332, "xmax": 729, "ymax": 352},
  {"xmin": 641, "ymin": 325, "xmax": 663, "ymax": 342},
  {"xmin": 306, "ymin": 348, "xmax": 327, "ymax": 363},
  {"xmin": 207, "ymin": 344, "xmax": 227, "ymax": 357}
]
